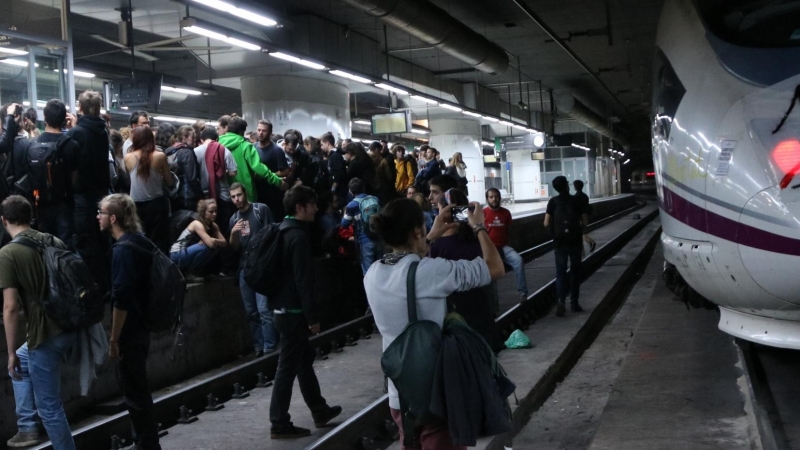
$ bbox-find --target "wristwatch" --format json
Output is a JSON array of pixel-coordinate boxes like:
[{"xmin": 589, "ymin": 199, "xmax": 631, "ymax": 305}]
[{"xmin": 472, "ymin": 224, "xmax": 488, "ymax": 235}]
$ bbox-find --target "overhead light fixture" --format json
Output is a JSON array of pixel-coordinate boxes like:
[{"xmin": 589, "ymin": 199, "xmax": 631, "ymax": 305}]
[
  {"xmin": 611, "ymin": 156, "xmax": 615, "ymax": 160},
  {"xmin": 55, "ymin": 69, "xmax": 96, "ymax": 78},
  {"xmin": 162, "ymin": 85, "xmax": 203, "ymax": 95},
  {"xmin": 623, "ymin": 159, "xmax": 630, "ymax": 165},
  {"xmin": 411, "ymin": 128, "xmax": 429, "ymax": 135},
  {"xmin": 183, "ymin": 25, "xmax": 261, "ymax": 51},
  {"xmin": 483, "ymin": 116, "xmax": 499, "ymax": 123},
  {"xmin": 153, "ymin": 115, "xmax": 206, "ymax": 124},
  {"xmin": 22, "ymin": 100, "xmax": 47, "ymax": 107},
  {"xmin": 0, "ymin": 48, "xmax": 28, "ymax": 56},
  {"xmin": 462, "ymin": 111, "xmax": 482, "ymax": 118},
  {"xmin": 533, "ymin": 134, "xmax": 545, "ymax": 148},
  {"xmin": 353, "ymin": 120, "xmax": 371, "ymax": 125},
  {"xmin": 0, "ymin": 59, "xmax": 37, "ymax": 67},
  {"xmin": 439, "ymin": 103, "xmax": 463, "ymax": 112},
  {"xmin": 481, "ymin": 140, "xmax": 494, "ymax": 147},
  {"xmin": 410, "ymin": 95, "xmax": 438, "ymax": 105},
  {"xmin": 511, "ymin": 123, "xmax": 527, "ymax": 130},
  {"xmin": 329, "ymin": 70, "xmax": 372, "ymax": 84},
  {"xmin": 350, "ymin": 138, "xmax": 362, "ymax": 142},
  {"xmin": 269, "ymin": 52, "xmax": 326, "ymax": 70},
  {"xmin": 499, "ymin": 120, "xmax": 514, "ymax": 126},
  {"xmin": 571, "ymin": 143, "xmax": 590, "ymax": 151},
  {"xmin": 190, "ymin": 0, "xmax": 278, "ymax": 27},
  {"xmin": 374, "ymin": 83, "xmax": 409, "ymax": 96}
]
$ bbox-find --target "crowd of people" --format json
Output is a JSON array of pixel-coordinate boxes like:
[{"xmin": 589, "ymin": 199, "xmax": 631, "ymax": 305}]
[{"xmin": 0, "ymin": 89, "xmax": 595, "ymax": 449}]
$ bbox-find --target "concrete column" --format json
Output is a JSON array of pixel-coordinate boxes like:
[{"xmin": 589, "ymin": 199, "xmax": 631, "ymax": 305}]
[
  {"xmin": 240, "ymin": 75, "xmax": 351, "ymax": 139},
  {"xmin": 428, "ymin": 118, "xmax": 484, "ymax": 203}
]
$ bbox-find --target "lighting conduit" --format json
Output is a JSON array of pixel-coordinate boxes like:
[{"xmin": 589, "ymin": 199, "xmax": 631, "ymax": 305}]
[
  {"xmin": 338, "ymin": 0, "xmax": 509, "ymax": 75},
  {"xmin": 556, "ymin": 94, "xmax": 630, "ymax": 149}
]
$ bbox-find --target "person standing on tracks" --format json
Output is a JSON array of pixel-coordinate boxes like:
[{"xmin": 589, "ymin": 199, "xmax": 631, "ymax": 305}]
[
  {"xmin": 2, "ymin": 195, "xmax": 76, "ymax": 449},
  {"xmin": 544, "ymin": 176, "xmax": 589, "ymax": 317},
  {"xmin": 101, "ymin": 193, "xmax": 162, "ymax": 450},
  {"xmin": 573, "ymin": 180, "xmax": 596, "ymax": 254},
  {"xmin": 269, "ymin": 186, "xmax": 342, "ymax": 439},
  {"xmin": 484, "ymin": 187, "xmax": 529, "ymax": 302}
]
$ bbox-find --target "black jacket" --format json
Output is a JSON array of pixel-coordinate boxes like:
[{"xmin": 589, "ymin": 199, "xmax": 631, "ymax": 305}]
[
  {"xmin": 328, "ymin": 150, "xmax": 347, "ymax": 196},
  {"xmin": 347, "ymin": 157, "xmax": 376, "ymax": 194},
  {"xmin": 164, "ymin": 143, "xmax": 203, "ymax": 211},
  {"xmin": 67, "ymin": 115, "xmax": 110, "ymax": 194},
  {"xmin": 270, "ymin": 218, "xmax": 319, "ymax": 325},
  {"xmin": 288, "ymin": 147, "xmax": 318, "ymax": 189},
  {"xmin": 429, "ymin": 315, "xmax": 514, "ymax": 446},
  {"xmin": 0, "ymin": 115, "xmax": 18, "ymax": 155}
]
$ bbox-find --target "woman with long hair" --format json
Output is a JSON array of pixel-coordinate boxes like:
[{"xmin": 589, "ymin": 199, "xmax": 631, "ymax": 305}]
[
  {"xmin": 109, "ymin": 129, "xmax": 131, "ymax": 194},
  {"xmin": 344, "ymin": 141, "xmax": 376, "ymax": 196},
  {"xmin": 124, "ymin": 126, "xmax": 175, "ymax": 252},
  {"xmin": 169, "ymin": 199, "xmax": 227, "ymax": 280},
  {"xmin": 445, "ymin": 152, "xmax": 469, "ymax": 195},
  {"xmin": 154, "ymin": 122, "xmax": 175, "ymax": 152}
]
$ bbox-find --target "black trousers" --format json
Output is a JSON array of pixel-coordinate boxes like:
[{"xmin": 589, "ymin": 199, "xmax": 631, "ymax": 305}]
[
  {"xmin": 135, "ymin": 196, "xmax": 170, "ymax": 254},
  {"xmin": 269, "ymin": 314, "xmax": 328, "ymax": 429},
  {"xmin": 73, "ymin": 190, "xmax": 111, "ymax": 293},
  {"xmin": 119, "ymin": 332, "xmax": 161, "ymax": 450}
]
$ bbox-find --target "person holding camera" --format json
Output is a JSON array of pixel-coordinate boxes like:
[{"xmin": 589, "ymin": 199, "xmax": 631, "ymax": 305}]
[{"xmin": 0, "ymin": 103, "xmax": 33, "ymax": 194}]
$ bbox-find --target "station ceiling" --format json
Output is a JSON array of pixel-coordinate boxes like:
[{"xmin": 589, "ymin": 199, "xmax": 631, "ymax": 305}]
[{"xmin": 20, "ymin": 0, "xmax": 664, "ymax": 150}]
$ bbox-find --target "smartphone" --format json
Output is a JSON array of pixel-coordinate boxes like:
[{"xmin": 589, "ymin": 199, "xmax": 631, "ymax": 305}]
[
  {"xmin": 13, "ymin": 104, "xmax": 22, "ymax": 117},
  {"xmin": 451, "ymin": 205, "xmax": 474, "ymax": 223}
]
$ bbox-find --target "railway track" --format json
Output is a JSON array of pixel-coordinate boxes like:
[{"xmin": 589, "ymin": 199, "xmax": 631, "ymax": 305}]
[{"xmin": 35, "ymin": 202, "xmax": 653, "ymax": 450}]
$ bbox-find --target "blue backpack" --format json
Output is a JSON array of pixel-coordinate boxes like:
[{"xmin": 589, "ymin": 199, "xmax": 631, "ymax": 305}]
[{"xmin": 355, "ymin": 195, "xmax": 381, "ymax": 237}]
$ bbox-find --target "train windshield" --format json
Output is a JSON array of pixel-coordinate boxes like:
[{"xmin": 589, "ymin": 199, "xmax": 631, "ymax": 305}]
[{"xmin": 698, "ymin": 0, "xmax": 800, "ymax": 48}]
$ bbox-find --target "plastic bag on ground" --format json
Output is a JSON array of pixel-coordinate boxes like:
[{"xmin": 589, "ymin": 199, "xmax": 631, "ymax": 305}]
[{"xmin": 504, "ymin": 329, "xmax": 533, "ymax": 349}]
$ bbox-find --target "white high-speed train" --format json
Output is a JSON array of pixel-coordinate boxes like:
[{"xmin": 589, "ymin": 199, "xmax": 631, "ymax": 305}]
[{"xmin": 653, "ymin": 0, "xmax": 800, "ymax": 348}]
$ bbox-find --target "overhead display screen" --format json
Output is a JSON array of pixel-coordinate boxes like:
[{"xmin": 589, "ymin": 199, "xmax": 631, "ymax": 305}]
[{"xmin": 372, "ymin": 111, "xmax": 412, "ymax": 134}]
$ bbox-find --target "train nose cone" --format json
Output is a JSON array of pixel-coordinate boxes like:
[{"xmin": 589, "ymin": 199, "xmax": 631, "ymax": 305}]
[{"xmin": 739, "ymin": 188, "xmax": 800, "ymax": 304}]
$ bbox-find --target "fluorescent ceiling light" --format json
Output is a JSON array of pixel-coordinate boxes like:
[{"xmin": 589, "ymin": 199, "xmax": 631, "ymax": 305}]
[
  {"xmin": 183, "ymin": 25, "xmax": 261, "ymax": 51},
  {"xmin": 153, "ymin": 115, "xmax": 204, "ymax": 124},
  {"xmin": 329, "ymin": 70, "xmax": 372, "ymax": 84},
  {"xmin": 410, "ymin": 95, "xmax": 438, "ymax": 105},
  {"xmin": 533, "ymin": 134, "xmax": 545, "ymax": 148},
  {"xmin": 610, "ymin": 156, "xmax": 615, "ymax": 160},
  {"xmin": 0, "ymin": 59, "xmax": 37, "ymax": 67},
  {"xmin": 162, "ymin": 85, "xmax": 203, "ymax": 95},
  {"xmin": 462, "ymin": 111, "xmax": 482, "ymax": 117},
  {"xmin": 0, "ymin": 48, "xmax": 28, "ymax": 56},
  {"xmin": 511, "ymin": 123, "xmax": 527, "ymax": 130},
  {"xmin": 571, "ymin": 143, "xmax": 590, "ymax": 151},
  {"xmin": 22, "ymin": 100, "xmax": 47, "ymax": 107},
  {"xmin": 499, "ymin": 120, "xmax": 513, "ymax": 126},
  {"xmin": 439, "ymin": 103, "xmax": 462, "ymax": 112},
  {"xmin": 350, "ymin": 138, "xmax": 361, "ymax": 142},
  {"xmin": 353, "ymin": 120, "xmax": 371, "ymax": 125},
  {"xmin": 374, "ymin": 83, "xmax": 409, "ymax": 96},
  {"xmin": 190, "ymin": 0, "xmax": 278, "ymax": 27},
  {"xmin": 55, "ymin": 69, "xmax": 96, "ymax": 78},
  {"xmin": 623, "ymin": 159, "xmax": 630, "ymax": 165},
  {"xmin": 481, "ymin": 141, "xmax": 494, "ymax": 147},
  {"xmin": 411, "ymin": 128, "xmax": 429, "ymax": 135},
  {"xmin": 269, "ymin": 52, "xmax": 325, "ymax": 70},
  {"xmin": 483, "ymin": 116, "xmax": 499, "ymax": 123}
]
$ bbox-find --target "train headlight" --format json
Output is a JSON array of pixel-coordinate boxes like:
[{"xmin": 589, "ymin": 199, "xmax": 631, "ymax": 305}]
[{"xmin": 773, "ymin": 139, "xmax": 800, "ymax": 174}]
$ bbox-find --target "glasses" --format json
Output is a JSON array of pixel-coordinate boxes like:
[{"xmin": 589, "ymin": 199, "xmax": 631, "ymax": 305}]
[{"xmin": 97, "ymin": 209, "xmax": 110, "ymax": 216}]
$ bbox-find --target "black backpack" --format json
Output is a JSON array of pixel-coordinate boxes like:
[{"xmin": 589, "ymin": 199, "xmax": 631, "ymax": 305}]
[
  {"xmin": 11, "ymin": 233, "xmax": 104, "ymax": 331},
  {"xmin": 169, "ymin": 210, "xmax": 202, "ymax": 244},
  {"xmin": 242, "ymin": 223, "xmax": 283, "ymax": 297},
  {"xmin": 552, "ymin": 195, "xmax": 583, "ymax": 244},
  {"xmin": 15, "ymin": 135, "xmax": 71, "ymax": 204},
  {"xmin": 114, "ymin": 239, "xmax": 187, "ymax": 332}
]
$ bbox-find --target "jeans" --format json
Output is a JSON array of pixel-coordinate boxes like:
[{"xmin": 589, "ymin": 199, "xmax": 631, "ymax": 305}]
[
  {"xmin": 135, "ymin": 196, "xmax": 170, "ymax": 254},
  {"xmin": 37, "ymin": 201, "xmax": 74, "ymax": 247},
  {"xmin": 357, "ymin": 233, "xmax": 381, "ymax": 275},
  {"xmin": 170, "ymin": 243, "xmax": 218, "ymax": 275},
  {"xmin": 239, "ymin": 270, "xmax": 277, "ymax": 352},
  {"xmin": 118, "ymin": 332, "xmax": 161, "ymax": 450},
  {"xmin": 500, "ymin": 245, "xmax": 528, "ymax": 296},
  {"xmin": 555, "ymin": 245, "xmax": 583, "ymax": 304},
  {"xmin": 269, "ymin": 313, "xmax": 328, "ymax": 430},
  {"xmin": 12, "ymin": 332, "xmax": 77, "ymax": 450},
  {"xmin": 73, "ymin": 191, "xmax": 110, "ymax": 293}
]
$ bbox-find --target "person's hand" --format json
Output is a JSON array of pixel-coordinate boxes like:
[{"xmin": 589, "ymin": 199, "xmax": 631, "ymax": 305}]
[
  {"xmin": 308, "ymin": 323, "xmax": 321, "ymax": 334},
  {"xmin": 7, "ymin": 353, "xmax": 21, "ymax": 380},
  {"xmin": 280, "ymin": 180, "xmax": 290, "ymax": 191},
  {"xmin": 466, "ymin": 202, "xmax": 485, "ymax": 228},
  {"xmin": 231, "ymin": 219, "xmax": 244, "ymax": 234},
  {"xmin": 427, "ymin": 204, "xmax": 459, "ymax": 241},
  {"xmin": 108, "ymin": 341, "xmax": 121, "ymax": 361},
  {"xmin": 64, "ymin": 113, "xmax": 76, "ymax": 129},
  {"xmin": 6, "ymin": 103, "xmax": 19, "ymax": 117}
]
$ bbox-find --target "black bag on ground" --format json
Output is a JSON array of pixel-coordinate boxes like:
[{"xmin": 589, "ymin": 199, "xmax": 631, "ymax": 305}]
[
  {"xmin": 380, "ymin": 260, "xmax": 443, "ymax": 447},
  {"xmin": 11, "ymin": 233, "xmax": 103, "ymax": 331},
  {"xmin": 242, "ymin": 223, "xmax": 283, "ymax": 297},
  {"xmin": 169, "ymin": 210, "xmax": 201, "ymax": 244},
  {"xmin": 552, "ymin": 195, "xmax": 583, "ymax": 244},
  {"xmin": 15, "ymin": 135, "xmax": 71, "ymax": 203},
  {"xmin": 114, "ymin": 239, "xmax": 186, "ymax": 332}
]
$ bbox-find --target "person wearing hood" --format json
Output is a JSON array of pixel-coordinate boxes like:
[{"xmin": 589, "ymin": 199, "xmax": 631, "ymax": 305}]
[
  {"xmin": 67, "ymin": 90, "xmax": 112, "ymax": 294},
  {"xmin": 164, "ymin": 125, "xmax": 203, "ymax": 212},
  {"xmin": 218, "ymin": 116, "xmax": 287, "ymax": 202}
]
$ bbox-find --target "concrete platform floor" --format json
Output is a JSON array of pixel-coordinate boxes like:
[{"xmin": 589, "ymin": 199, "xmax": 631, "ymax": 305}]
[
  {"xmin": 507, "ymin": 194, "xmax": 632, "ymax": 219},
  {"xmin": 156, "ymin": 204, "xmax": 656, "ymax": 449}
]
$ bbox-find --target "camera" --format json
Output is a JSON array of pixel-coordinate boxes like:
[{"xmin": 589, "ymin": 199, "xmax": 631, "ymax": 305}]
[
  {"xmin": 451, "ymin": 205, "xmax": 474, "ymax": 223},
  {"xmin": 13, "ymin": 104, "xmax": 22, "ymax": 117}
]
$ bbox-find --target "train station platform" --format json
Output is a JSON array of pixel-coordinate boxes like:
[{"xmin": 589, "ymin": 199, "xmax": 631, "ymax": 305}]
[{"xmin": 506, "ymin": 194, "xmax": 633, "ymax": 219}]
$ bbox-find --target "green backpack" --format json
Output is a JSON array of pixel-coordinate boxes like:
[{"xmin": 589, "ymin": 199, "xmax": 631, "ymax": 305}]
[{"xmin": 380, "ymin": 260, "xmax": 442, "ymax": 447}]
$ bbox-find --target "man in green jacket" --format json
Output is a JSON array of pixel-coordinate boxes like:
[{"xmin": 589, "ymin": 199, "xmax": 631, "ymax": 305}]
[{"xmin": 219, "ymin": 116, "xmax": 287, "ymax": 202}]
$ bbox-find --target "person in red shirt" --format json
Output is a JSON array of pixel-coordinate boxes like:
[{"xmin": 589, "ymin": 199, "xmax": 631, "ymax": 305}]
[{"xmin": 484, "ymin": 188, "xmax": 529, "ymax": 301}]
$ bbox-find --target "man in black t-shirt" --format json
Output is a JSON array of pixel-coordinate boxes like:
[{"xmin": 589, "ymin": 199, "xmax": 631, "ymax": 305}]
[
  {"xmin": 573, "ymin": 180, "xmax": 596, "ymax": 254},
  {"xmin": 544, "ymin": 176, "xmax": 588, "ymax": 317},
  {"xmin": 255, "ymin": 119, "xmax": 289, "ymax": 220}
]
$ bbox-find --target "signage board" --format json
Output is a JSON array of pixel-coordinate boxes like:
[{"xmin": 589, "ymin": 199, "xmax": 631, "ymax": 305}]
[{"xmin": 371, "ymin": 111, "xmax": 412, "ymax": 134}]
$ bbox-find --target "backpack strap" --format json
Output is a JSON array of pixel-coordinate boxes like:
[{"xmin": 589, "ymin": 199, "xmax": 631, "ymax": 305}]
[
  {"xmin": 406, "ymin": 260, "xmax": 420, "ymax": 323},
  {"xmin": 10, "ymin": 234, "xmax": 46, "ymax": 252}
]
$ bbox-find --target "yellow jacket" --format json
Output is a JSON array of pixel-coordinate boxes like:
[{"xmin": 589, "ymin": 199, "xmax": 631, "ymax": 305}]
[{"xmin": 395, "ymin": 158, "xmax": 416, "ymax": 192}]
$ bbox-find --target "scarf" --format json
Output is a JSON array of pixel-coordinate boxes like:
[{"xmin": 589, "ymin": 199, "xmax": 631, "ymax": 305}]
[{"xmin": 205, "ymin": 141, "xmax": 226, "ymax": 200}]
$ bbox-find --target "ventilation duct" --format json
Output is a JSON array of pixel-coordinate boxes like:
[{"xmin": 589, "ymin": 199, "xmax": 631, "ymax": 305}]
[
  {"xmin": 556, "ymin": 94, "xmax": 630, "ymax": 149},
  {"xmin": 339, "ymin": 0, "xmax": 509, "ymax": 75}
]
